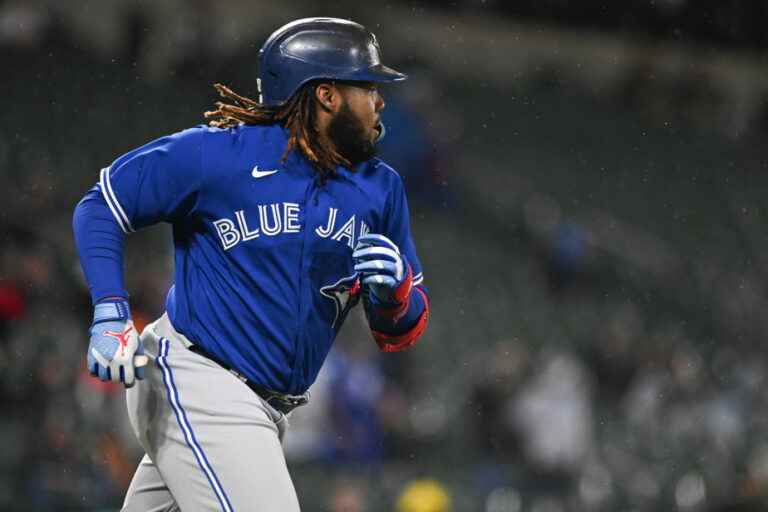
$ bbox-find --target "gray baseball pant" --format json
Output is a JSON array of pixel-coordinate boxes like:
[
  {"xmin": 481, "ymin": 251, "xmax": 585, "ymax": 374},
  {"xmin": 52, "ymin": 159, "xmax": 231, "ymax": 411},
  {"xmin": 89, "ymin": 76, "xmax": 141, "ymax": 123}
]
[{"xmin": 121, "ymin": 313, "xmax": 301, "ymax": 511}]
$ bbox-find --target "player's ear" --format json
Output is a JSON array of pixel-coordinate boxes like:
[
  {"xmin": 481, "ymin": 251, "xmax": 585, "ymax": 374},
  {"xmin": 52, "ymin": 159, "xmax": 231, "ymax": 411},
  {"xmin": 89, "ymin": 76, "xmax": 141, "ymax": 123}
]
[{"xmin": 315, "ymin": 82, "xmax": 340, "ymax": 113}]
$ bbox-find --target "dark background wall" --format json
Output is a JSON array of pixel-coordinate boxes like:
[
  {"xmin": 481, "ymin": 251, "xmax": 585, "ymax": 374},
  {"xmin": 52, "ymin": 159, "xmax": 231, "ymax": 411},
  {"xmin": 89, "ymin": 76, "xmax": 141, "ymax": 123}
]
[{"xmin": 2, "ymin": 1, "xmax": 768, "ymax": 510}]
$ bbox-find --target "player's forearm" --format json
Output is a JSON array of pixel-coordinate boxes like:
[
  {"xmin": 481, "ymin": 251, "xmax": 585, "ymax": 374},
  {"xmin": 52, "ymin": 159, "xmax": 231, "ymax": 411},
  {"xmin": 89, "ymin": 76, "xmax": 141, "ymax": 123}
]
[
  {"xmin": 72, "ymin": 188, "xmax": 129, "ymax": 304},
  {"xmin": 366, "ymin": 285, "xmax": 429, "ymax": 352}
]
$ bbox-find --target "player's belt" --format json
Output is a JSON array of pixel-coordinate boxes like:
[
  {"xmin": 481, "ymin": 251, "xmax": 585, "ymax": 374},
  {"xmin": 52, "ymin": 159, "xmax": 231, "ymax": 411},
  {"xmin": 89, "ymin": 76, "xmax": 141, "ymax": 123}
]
[{"xmin": 188, "ymin": 344, "xmax": 309, "ymax": 415}]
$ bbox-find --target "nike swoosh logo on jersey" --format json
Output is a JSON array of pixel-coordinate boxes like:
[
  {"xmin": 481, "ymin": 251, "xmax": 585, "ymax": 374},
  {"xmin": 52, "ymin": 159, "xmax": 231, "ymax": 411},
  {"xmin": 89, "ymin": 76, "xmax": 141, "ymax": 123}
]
[{"xmin": 251, "ymin": 166, "xmax": 278, "ymax": 178}]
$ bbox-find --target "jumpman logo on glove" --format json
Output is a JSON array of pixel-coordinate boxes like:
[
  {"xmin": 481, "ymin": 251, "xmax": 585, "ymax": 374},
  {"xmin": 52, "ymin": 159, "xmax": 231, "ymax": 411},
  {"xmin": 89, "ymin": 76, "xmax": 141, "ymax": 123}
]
[
  {"xmin": 87, "ymin": 300, "xmax": 148, "ymax": 387},
  {"xmin": 103, "ymin": 325, "xmax": 134, "ymax": 356}
]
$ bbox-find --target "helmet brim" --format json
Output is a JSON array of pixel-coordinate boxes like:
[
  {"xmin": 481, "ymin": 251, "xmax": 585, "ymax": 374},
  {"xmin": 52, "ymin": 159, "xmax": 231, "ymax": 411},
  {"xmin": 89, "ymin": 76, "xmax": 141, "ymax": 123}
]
[{"xmin": 353, "ymin": 63, "xmax": 407, "ymax": 83}]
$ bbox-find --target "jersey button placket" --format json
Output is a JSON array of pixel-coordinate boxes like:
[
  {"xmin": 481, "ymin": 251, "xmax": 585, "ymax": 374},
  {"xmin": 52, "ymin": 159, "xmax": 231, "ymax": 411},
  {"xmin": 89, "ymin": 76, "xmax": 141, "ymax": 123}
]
[{"xmin": 288, "ymin": 178, "xmax": 316, "ymax": 393}]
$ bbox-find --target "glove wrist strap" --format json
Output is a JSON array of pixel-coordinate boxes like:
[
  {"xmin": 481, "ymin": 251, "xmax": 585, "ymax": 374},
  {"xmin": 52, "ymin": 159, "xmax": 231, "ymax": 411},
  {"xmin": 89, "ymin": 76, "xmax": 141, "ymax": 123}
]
[
  {"xmin": 93, "ymin": 299, "xmax": 130, "ymax": 324},
  {"xmin": 372, "ymin": 287, "xmax": 429, "ymax": 352}
]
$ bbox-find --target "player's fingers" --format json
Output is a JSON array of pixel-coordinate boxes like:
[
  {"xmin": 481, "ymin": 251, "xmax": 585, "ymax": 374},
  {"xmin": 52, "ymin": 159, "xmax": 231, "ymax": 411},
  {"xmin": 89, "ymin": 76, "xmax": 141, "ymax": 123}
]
[
  {"xmin": 96, "ymin": 364, "xmax": 110, "ymax": 381},
  {"xmin": 353, "ymin": 246, "xmax": 398, "ymax": 260},
  {"xmin": 89, "ymin": 349, "xmax": 109, "ymax": 380},
  {"xmin": 108, "ymin": 363, "xmax": 120, "ymax": 383},
  {"xmin": 87, "ymin": 353, "xmax": 98, "ymax": 376},
  {"xmin": 362, "ymin": 274, "xmax": 397, "ymax": 288},
  {"xmin": 123, "ymin": 362, "xmax": 135, "ymax": 388},
  {"xmin": 352, "ymin": 246, "xmax": 399, "ymax": 263},
  {"xmin": 133, "ymin": 345, "xmax": 147, "ymax": 380},
  {"xmin": 354, "ymin": 260, "xmax": 398, "ymax": 276},
  {"xmin": 356, "ymin": 234, "xmax": 399, "ymax": 253}
]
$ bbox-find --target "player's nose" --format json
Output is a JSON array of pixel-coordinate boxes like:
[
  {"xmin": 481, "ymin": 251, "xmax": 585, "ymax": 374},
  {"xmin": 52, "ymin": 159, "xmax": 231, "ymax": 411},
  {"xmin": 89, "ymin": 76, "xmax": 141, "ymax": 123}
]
[{"xmin": 375, "ymin": 92, "xmax": 385, "ymax": 112}]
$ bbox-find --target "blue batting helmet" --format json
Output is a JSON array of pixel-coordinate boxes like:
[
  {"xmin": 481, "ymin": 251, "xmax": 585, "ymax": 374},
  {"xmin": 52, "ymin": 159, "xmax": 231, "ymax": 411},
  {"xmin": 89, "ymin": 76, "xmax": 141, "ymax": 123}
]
[{"xmin": 257, "ymin": 17, "xmax": 407, "ymax": 106}]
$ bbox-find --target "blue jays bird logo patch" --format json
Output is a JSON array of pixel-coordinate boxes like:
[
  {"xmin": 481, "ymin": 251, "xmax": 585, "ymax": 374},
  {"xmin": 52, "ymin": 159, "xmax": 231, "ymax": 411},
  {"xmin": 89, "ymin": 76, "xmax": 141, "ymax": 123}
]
[{"xmin": 320, "ymin": 274, "xmax": 361, "ymax": 329}]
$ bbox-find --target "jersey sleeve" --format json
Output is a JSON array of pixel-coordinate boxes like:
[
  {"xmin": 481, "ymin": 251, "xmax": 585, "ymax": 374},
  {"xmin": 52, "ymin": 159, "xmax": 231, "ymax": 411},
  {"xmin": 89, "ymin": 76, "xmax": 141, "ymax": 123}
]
[
  {"xmin": 98, "ymin": 127, "xmax": 204, "ymax": 232},
  {"xmin": 383, "ymin": 175, "xmax": 424, "ymax": 286},
  {"xmin": 363, "ymin": 171, "xmax": 429, "ymax": 352}
]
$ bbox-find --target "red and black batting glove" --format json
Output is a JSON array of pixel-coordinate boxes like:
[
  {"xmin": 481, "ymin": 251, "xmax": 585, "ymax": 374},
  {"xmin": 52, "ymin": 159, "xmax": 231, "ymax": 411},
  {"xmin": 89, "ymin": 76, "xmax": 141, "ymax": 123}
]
[{"xmin": 352, "ymin": 234, "xmax": 413, "ymax": 323}]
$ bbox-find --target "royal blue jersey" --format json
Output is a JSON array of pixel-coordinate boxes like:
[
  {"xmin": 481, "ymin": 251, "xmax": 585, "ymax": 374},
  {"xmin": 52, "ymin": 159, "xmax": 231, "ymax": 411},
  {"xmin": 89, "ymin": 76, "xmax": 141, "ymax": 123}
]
[{"xmin": 92, "ymin": 124, "xmax": 424, "ymax": 394}]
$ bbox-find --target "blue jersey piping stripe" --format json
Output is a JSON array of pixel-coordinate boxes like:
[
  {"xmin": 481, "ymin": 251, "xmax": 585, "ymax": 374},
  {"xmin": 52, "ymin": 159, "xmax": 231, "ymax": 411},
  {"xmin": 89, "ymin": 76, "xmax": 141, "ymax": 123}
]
[
  {"xmin": 157, "ymin": 338, "xmax": 234, "ymax": 512},
  {"xmin": 99, "ymin": 167, "xmax": 134, "ymax": 233}
]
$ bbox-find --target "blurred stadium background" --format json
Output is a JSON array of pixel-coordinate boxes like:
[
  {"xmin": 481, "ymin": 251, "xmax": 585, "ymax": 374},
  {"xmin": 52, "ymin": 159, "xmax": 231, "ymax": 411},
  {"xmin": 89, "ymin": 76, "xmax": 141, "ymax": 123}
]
[{"xmin": 3, "ymin": 0, "xmax": 768, "ymax": 510}]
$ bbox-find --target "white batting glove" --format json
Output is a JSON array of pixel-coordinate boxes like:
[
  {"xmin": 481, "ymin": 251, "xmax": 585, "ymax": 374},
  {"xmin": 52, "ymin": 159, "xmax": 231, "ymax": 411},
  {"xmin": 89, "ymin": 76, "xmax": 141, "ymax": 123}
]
[
  {"xmin": 352, "ymin": 234, "xmax": 412, "ymax": 306},
  {"xmin": 87, "ymin": 300, "xmax": 147, "ymax": 387}
]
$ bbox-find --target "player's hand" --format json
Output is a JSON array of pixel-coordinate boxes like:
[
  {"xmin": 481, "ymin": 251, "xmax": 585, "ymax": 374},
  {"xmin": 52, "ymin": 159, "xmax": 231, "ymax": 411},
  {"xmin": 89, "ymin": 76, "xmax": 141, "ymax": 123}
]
[
  {"xmin": 352, "ymin": 234, "xmax": 412, "ymax": 307},
  {"xmin": 87, "ymin": 299, "xmax": 147, "ymax": 387}
]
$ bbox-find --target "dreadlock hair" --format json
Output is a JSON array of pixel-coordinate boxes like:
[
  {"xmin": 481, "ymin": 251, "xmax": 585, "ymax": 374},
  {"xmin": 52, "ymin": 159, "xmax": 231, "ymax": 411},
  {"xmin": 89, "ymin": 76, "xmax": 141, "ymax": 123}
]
[{"xmin": 204, "ymin": 82, "xmax": 350, "ymax": 182}]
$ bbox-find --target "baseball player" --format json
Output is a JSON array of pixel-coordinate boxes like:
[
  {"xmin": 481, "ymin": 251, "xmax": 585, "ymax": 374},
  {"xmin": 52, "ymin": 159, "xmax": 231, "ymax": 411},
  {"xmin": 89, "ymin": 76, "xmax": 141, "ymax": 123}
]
[{"xmin": 72, "ymin": 18, "xmax": 429, "ymax": 511}]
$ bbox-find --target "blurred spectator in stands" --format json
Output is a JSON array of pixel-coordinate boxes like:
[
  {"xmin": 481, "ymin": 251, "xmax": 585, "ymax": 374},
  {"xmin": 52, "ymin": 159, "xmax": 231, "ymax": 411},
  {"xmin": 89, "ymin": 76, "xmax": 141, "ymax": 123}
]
[
  {"xmin": 468, "ymin": 340, "xmax": 529, "ymax": 463},
  {"xmin": 511, "ymin": 349, "xmax": 593, "ymax": 477},
  {"xmin": 465, "ymin": 340, "xmax": 530, "ymax": 499},
  {"xmin": 327, "ymin": 336, "xmax": 387, "ymax": 464},
  {"xmin": 328, "ymin": 476, "xmax": 368, "ymax": 512},
  {"xmin": 548, "ymin": 222, "xmax": 588, "ymax": 290}
]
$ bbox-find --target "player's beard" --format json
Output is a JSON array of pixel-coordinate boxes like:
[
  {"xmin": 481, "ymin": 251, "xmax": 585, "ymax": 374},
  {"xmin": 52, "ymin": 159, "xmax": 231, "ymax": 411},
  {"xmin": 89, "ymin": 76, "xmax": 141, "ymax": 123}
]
[{"xmin": 327, "ymin": 101, "xmax": 377, "ymax": 167}]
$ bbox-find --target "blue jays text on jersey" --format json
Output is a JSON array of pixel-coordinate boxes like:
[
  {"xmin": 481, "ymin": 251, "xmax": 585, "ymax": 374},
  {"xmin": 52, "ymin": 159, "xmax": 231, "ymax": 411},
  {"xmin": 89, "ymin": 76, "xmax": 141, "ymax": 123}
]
[
  {"xmin": 73, "ymin": 124, "xmax": 428, "ymax": 395},
  {"xmin": 211, "ymin": 203, "xmax": 371, "ymax": 251}
]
